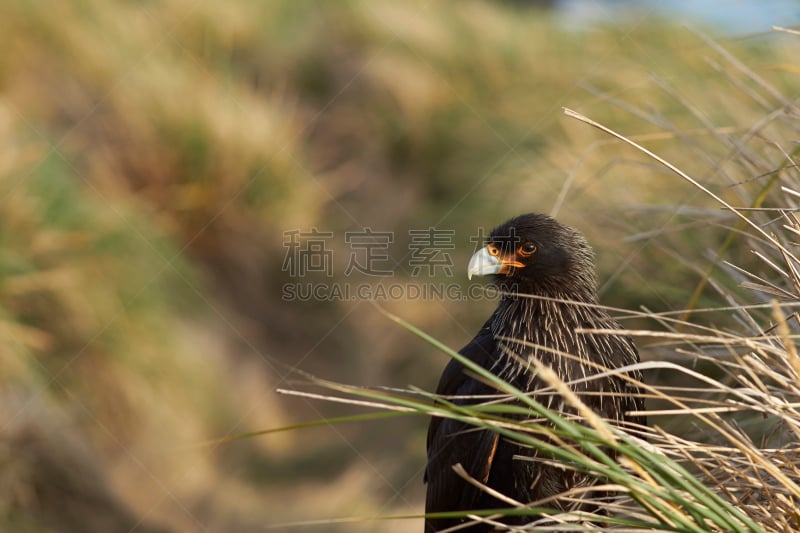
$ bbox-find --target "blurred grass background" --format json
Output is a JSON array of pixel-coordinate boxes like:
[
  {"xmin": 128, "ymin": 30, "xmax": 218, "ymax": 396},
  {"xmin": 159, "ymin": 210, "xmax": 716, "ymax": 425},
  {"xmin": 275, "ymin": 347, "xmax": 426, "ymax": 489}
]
[{"xmin": 1, "ymin": 0, "xmax": 799, "ymax": 531}]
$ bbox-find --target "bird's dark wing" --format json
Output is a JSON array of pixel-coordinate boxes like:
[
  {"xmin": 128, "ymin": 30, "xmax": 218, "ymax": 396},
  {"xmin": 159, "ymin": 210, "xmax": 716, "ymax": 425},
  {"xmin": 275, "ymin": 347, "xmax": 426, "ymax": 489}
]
[{"xmin": 425, "ymin": 322, "xmax": 501, "ymax": 527}]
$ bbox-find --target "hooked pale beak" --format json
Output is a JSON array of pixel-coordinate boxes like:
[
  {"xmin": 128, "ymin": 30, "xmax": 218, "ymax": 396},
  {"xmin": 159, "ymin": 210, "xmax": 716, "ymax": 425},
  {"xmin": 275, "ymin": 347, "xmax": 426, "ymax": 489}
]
[{"xmin": 467, "ymin": 246, "xmax": 524, "ymax": 280}]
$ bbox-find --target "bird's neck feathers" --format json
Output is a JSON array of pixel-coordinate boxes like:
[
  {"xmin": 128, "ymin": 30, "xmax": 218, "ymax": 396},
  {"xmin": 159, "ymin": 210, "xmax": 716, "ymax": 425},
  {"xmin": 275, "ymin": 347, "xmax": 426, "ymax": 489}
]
[
  {"xmin": 491, "ymin": 286, "xmax": 601, "ymax": 341},
  {"xmin": 488, "ymin": 285, "xmax": 608, "ymax": 385}
]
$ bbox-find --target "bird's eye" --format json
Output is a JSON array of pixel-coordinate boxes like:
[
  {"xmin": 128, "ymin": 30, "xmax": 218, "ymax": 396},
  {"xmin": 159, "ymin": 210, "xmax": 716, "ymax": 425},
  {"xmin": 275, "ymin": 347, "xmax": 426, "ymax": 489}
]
[
  {"xmin": 518, "ymin": 241, "xmax": 536, "ymax": 257},
  {"xmin": 487, "ymin": 244, "xmax": 500, "ymax": 256}
]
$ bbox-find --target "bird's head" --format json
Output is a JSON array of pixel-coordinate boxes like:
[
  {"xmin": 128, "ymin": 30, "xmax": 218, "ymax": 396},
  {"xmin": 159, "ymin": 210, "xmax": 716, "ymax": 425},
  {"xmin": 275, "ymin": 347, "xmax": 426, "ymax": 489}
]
[{"xmin": 468, "ymin": 213, "xmax": 597, "ymax": 297}]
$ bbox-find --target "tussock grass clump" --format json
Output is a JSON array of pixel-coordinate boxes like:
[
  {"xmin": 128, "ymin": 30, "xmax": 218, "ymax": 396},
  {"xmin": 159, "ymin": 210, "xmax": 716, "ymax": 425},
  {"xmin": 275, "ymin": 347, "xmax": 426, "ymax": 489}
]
[
  {"xmin": 0, "ymin": 102, "xmax": 280, "ymax": 533},
  {"xmin": 288, "ymin": 293, "xmax": 800, "ymax": 531}
]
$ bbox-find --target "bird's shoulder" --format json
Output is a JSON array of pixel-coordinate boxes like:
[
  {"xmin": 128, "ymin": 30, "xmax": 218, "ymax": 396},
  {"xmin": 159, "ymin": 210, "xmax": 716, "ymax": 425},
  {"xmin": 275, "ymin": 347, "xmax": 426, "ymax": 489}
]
[{"xmin": 433, "ymin": 319, "xmax": 496, "ymax": 397}]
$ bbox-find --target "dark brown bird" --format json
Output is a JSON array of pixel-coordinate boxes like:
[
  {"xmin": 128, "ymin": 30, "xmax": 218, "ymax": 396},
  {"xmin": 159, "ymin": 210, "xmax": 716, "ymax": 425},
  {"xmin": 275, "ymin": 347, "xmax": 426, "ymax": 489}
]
[{"xmin": 424, "ymin": 213, "xmax": 645, "ymax": 532}]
